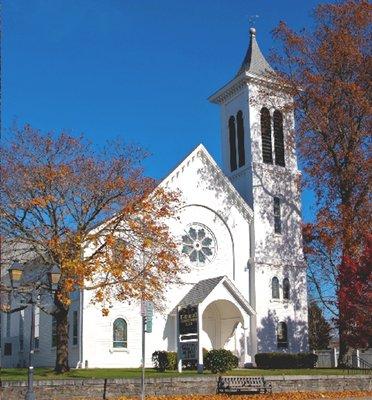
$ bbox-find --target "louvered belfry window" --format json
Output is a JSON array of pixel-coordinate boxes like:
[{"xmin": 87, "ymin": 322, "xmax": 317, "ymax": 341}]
[
  {"xmin": 273, "ymin": 110, "xmax": 285, "ymax": 167},
  {"xmin": 228, "ymin": 116, "xmax": 237, "ymax": 171},
  {"xmin": 260, "ymin": 107, "xmax": 273, "ymax": 164},
  {"xmin": 236, "ymin": 111, "xmax": 245, "ymax": 167}
]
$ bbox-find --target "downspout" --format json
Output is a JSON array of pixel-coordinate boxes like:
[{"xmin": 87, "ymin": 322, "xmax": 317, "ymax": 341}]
[
  {"xmin": 248, "ymin": 221, "xmax": 258, "ymax": 364},
  {"xmin": 77, "ymin": 288, "xmax": 84, "ymax": 368}
]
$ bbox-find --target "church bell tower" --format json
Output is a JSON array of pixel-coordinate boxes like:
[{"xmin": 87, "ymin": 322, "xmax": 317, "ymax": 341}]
[{"xmin": 209, "ymin": 28, "xmax": 308, "ymax": 353}]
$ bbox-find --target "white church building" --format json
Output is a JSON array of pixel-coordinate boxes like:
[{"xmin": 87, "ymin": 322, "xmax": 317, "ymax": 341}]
[{"xmin": 1, "ymin": 29, "xmax": 308, "ymax": 369}]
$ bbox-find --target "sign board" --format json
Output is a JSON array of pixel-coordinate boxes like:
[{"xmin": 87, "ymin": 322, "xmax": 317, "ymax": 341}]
[
  {"xmin": 178, "ymin": 306, "xmax": 198, "ymax": 335},
  {"xmin": 179, "ymin": 341, "xmax": 197, "ymax": 360},
  {"xmin": 141, "ymin": 301, "xmax": 153, "ymax": 333},
  {"xmin": 141, "ymin": 300, "xmax": 154, "ymax": 318},
  {"xmin": 145, "ymin": 316, "xmax": 152, "ymax": 333}
]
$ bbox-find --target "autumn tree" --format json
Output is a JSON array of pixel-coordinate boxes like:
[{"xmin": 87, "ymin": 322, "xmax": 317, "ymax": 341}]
[
  {"xmin": 0, "ymin": 125, "xmax": 185, "ymax": 372},
  {"xmin": 339, "ymin": 235, "xmax": 372, "ymax": 349},
  {"xmin": 262, "ymin": 0, "xmax": 371, "ymax": 363},
  {"xmin": 308, "ymin": 301, "xmax": 332, "ymax": 350}
]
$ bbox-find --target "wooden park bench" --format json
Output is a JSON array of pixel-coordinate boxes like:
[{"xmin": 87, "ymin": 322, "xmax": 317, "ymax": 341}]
[{"xmin": 217, "ymin": 376, "xmax": 272, "ymax": 395}]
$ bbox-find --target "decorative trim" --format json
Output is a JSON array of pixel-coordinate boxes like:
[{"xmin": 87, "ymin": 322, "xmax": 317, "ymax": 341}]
[{"xmin": 160, "ymin": 144, "xmax": 253, "ymax": 223}]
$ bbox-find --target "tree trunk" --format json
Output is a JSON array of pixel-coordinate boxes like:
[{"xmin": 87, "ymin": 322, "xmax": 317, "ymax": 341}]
[
  {"xmin": 338, "ymin": 313, "xmax": 349, "ymax": 367},
  {"xmin": 54, "ymin": 307, "xmax": 70, "ymax": 373}
]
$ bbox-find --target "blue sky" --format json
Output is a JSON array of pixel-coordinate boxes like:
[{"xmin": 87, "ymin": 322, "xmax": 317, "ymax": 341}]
[{"xmin": 3, "ymin": 0, "xmax": 322, "ymax": 221}]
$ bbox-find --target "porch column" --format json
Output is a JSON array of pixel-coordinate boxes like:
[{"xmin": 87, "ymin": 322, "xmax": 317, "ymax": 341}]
[{"xmin": 197, "ymin": 304, "xmax": 203, "ymax": 373}]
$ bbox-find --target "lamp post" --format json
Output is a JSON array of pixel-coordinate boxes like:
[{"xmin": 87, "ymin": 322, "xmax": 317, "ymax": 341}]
[{"xmin": 9, "ymin": 261, "xmax": 61, "ymax": 400}]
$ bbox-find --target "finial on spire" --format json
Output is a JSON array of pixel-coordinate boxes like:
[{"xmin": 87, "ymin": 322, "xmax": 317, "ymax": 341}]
[{"xmin": 248, "ymin": 14, "xmax": 259, "ymax": 37}]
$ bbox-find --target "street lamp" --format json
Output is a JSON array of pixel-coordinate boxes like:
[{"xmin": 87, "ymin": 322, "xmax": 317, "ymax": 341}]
[
  {"xmin": 7, "ymin": 262, "xmax": 61, "ymax": 400},
  {"xmin": 9, "ymin": 260, "xmax": 24, "ymax": 288},
  {"xmin": 48, "ymin": 264, "xmax": 62, "ymax": 291}
]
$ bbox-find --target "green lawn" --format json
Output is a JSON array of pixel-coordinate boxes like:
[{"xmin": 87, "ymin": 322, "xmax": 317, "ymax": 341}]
[{"xmin": 0, "ymin": 367, "xmax": 352, "ymax": 381}]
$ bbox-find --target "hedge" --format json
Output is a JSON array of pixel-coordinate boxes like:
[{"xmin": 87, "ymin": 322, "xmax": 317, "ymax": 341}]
[
  {"xmin": 204, "ymin": 349, "xmax": 238, "ymax": 373},
  {"xmin": 152, "ymin": 351, "xmax": 177, "ymax": 372},
  {"xmin": 255, "ymin": 352, "xmax": 318, "ymax": 369}
]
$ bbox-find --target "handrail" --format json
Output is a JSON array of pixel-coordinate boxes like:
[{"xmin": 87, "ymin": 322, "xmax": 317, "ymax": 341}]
[{"xmin": 344, "ymin": 355, "xmax": 372, "ymax": 374}]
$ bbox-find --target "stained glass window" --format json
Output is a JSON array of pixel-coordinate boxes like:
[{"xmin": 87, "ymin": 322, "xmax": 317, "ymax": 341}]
[
  {"xmin": 113, "ymin": 318, "xmax": 127, "ymax": 348},
  {"xmin": 277, "ymin": 322, "xmax": 288, "ymax": 348},
  {"xmin": 182, "ymin": 224, "xmax": 216, "ymax": 267}
]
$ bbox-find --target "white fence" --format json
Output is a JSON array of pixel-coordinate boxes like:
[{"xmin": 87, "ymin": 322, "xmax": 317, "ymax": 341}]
[{"xmin": 314, "ymin": 348, "xmax": 372, "ymax": 368}]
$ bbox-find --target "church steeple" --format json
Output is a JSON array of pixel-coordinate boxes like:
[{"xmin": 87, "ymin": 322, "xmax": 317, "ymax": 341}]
[{"xmin": 237, "ymin": 28, "xmax": 274, "ymax": 76}]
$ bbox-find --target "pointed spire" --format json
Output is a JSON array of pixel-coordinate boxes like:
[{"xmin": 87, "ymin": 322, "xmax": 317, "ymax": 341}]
[{"xmin": 237, "ymin": 28, "xmax": 274, "ymax": 76}]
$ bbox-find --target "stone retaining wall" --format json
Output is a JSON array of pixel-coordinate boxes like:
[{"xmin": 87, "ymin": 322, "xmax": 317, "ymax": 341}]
[{"xmin": 1, "ymin": 374, "xmax": 371, "ymax": 400}]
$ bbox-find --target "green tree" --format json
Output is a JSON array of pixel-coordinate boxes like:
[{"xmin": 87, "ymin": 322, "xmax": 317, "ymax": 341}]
[{"xmin": 308, "ymin": 301, "xmax": 332, "ymax": 350}]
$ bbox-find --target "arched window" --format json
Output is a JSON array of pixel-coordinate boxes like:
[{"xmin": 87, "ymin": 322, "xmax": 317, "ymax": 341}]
[
  {"xmin": 260, "ymin": 107, "xmax": 273, "ymax": 164},
  {"xmin": 236, "ymin": 111, "xmax": 245, "ymax": 167},
  {"xmin": 113, "ymin": 318, "xmax": 127, "ymax": 348},
  {"xmin": 283, "ymin": 278, "xmax": 290, "ymax": 300},
  {"xmin": 228, "ymin": 116, "xmax": 237, "ymax": 172},
  {"xmin": 273, "ymin": 110, "xmax": 285, "ymax": 167},
  {"xmin": 277, "ymin": 322, "xmax": 288, "ymax": 348},
  {"xmin": 273, "ymin": 196, "xmax": 282, "ymax": 234},
  {"xmin": 272, "ymin": 277, "xmax": 279, "ymax": 299}
]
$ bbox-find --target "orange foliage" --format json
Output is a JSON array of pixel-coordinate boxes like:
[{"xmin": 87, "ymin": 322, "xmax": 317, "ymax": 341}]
[
  {"xmin": 259, "ymin": 0, "xmax": 371, "ymax": 362},
  {"xmin": 1, "ymin": 125, "xmax": 186, "ymax": 371},
  {"xmin": 92, "ymin": 391, "xmax": 372, "ymax": 400}
]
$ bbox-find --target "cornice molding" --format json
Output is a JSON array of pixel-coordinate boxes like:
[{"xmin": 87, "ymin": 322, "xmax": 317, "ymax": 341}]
[{"xmin": 160, "ymin": 144, "xmax": 253, "ymax": 223}]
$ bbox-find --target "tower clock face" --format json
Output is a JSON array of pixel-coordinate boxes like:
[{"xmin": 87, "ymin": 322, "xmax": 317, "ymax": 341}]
[{"xmin": 181, "ymin": 223, "xmax": 217, "ymax": 267}]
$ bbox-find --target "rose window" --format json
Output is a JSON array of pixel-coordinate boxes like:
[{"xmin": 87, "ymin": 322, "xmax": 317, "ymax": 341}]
[{"xmin": 181, "ymin": 223, "xmax": 217, "ymax": 266}]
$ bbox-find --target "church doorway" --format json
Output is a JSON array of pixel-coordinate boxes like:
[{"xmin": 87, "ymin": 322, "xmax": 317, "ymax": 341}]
[{"xmin": 201, "ymin": 299, "xmax": 246, "ymax": 363}]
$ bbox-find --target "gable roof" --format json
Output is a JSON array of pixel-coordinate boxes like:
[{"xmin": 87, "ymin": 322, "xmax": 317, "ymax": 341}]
[
  {"xmin": 178, "ymin": 276, "xmax": 224, "ymax": 307},
  {"xmin": 177, "ymin": 275, "xmax": 255, "ymax": 316},
  {"xmin": 160, "ymin": 144, "xmax": 253, "ymax": 222}
]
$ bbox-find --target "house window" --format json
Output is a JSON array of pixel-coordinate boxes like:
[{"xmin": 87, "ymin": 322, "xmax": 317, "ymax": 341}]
[
  {"xmin": 272, "ymin": 277, "xmax": 280, "ymax": 299},
  {"xmin": 273, "ymin": 110, "xmax": 285, "ymax": 167},
  {"xmin": 228, "ymin": 116, "xmax": 237, "ymax": 171},
  {"xmin": 274, "ymin": 197, "xmax": 282, "ymax": 234},
  {"xmin": 283, "ymin": 278, "xmax": 290, "ymax": 300},
  {"xmin": 52, "ymin": 316, "xmax": 57, "ymax": 347},
  {"xmin": 236, "ymin": 110, "xmax": 245, "ymax": 167},
  {"xmin": 72, "ymin": 311, "xmax": 78, "ymax": 346},
  {"xmin": 34, "ymin": 307, "xmax": 40, "ymax": 349},
  {"xmin": 260, "ymin": 107, "xmax": 273, "ymax": 164},
  {"xmin": 19, "ymin": 311, "xmax": 24, "ymax": 351},
  {"xmin": 277, "ymin": 322, "xmax": 288, "ymax": 348},
  {"xmin": 113, "ymin": 318, "xmax": 127, "ymax": 348}
]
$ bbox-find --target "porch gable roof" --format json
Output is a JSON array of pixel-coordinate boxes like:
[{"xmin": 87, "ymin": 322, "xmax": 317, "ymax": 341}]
[{"xmin": 177, "ymin": 275, "xmax": 255, "ymax": 316}]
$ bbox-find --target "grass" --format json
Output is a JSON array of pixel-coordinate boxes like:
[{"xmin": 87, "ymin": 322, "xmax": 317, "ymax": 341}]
[{"xmin": 0, "ymin": 367, "xmax": 355, "ymax": 381}]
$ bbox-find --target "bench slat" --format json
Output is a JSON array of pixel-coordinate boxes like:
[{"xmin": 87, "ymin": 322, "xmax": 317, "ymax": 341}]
[{"xmin": 217, "ymin": 376, "xmax": 272, "ymax": 395}]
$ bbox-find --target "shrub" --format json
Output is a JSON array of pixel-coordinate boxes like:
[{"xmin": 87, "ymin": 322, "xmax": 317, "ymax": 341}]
[
  {"xmin": 204, "ymin": 349, "xmax": 239, "ymax": 373},
  {"xmin": 255, "ymin": 352, "xmax": 318, "ymax": 369},
  {"xmin": 166, "ymin": 352, "xmax": 177, "ymax": 370},
  {"xmin": 152, "ymin": 351, "xmax": 178, "ymax": 372}
]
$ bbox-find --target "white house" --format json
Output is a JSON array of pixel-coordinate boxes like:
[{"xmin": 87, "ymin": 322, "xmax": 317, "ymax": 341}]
[{"xmin": 1, "ymin": 28, "xmax": 308, "ymax": 369}]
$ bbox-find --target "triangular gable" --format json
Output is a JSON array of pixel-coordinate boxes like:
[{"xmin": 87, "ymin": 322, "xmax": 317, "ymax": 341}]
[
  {"xmin": 159, "ymin": 144, "xmax": 253, "ymax": 223},
  {"xmin": 177, "ymin": 275, "xmax": 255, "ymax": 316}
]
